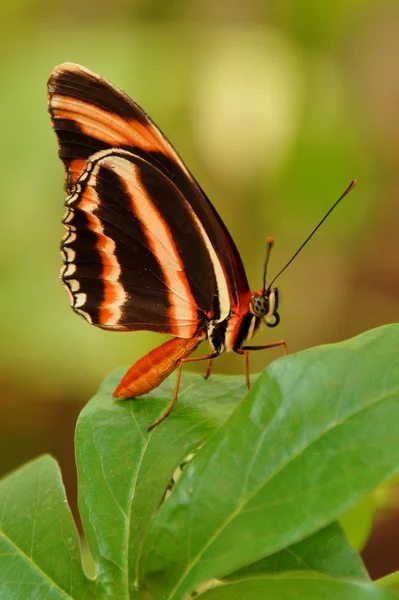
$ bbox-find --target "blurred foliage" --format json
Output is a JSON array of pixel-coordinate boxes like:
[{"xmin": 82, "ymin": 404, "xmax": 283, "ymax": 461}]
[{"xmin": 1, "ymin": 0, "xmax": 399, "ymax": 578}]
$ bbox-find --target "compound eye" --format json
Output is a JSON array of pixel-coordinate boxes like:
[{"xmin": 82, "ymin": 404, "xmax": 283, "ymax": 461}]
[{"xmin": 251, "ymin": 295, "xmax": 268, "ymax": 317}]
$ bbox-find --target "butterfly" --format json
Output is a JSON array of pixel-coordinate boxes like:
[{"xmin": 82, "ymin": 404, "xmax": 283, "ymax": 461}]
[{"xmin": 47, "ymin": 63, "xmax": 354, "ymax": 431}]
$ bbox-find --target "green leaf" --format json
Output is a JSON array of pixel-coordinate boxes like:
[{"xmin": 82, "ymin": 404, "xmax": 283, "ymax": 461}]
[
  {"xmin": 75, "ymin": 370, "xmax": 244, "ymax": 598},
  {"xmin": 339, "ymin": 494, "xmax": 374, "ymax": 550},
  {"xmin": 0, "ymin": 455, "xmax": 93, "ymax": 599},
  {"xmin": 378, "ymin": 571, "xmax": 399, "ymax": 595},
  {"xmin": 226, "ymin": 521, "xmax": 368, "ymax": 580},
  {"xmin": 195, "ymin": 574, "xmax": 399, "ymax": 600},
  {"xmin": 138, "ymin": 324, "xmax": 399, "ymax": 599}
]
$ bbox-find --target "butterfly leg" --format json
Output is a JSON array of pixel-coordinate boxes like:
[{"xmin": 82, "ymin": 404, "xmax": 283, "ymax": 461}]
[
  {"xmin": 203, "ymin": 358, "xmax": 213, "ymax": 380},
  {"xmin": 235, "ymin": 349, "xmax": 251, "ymax": 388},
  {"xmin": 147, "ymin": 351, "xmax": 219, "ymax": 432},
  {"xmin": 242, "ymin": 340, "xmax": 288, "ymax": 355},
  {"xmin": 236, "ymin": 340, "xmax": 288, "ymax": 389}
]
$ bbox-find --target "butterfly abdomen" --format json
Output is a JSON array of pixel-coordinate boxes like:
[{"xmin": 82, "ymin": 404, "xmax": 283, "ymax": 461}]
[{"xmin": 113, "ymin": 334, "xmax": 205, "ymax": 399}]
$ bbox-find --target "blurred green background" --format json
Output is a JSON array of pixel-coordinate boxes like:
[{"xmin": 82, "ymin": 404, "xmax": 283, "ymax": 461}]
[{"xmin": 1, "ymin": 0, "xmax": 399, "ymax": 579}]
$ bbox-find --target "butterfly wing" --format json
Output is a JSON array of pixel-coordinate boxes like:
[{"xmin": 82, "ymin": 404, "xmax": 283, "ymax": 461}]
[{"xmin": 48, "ymin": 63, "xmax": 251, "ymax": 336}]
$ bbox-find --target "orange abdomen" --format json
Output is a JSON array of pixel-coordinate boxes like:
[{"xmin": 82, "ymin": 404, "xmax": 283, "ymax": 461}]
[{"xmin": 113, "ymin": 335, "xmax": 204, "ymax": 399}]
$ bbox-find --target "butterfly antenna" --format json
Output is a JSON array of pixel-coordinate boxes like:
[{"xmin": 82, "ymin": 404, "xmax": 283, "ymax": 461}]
[
  {"xmin": 268, "ymin": 179, "xmax": 357, "ymax": 288},
  {"xmin": 262, "ymin": 237, "xmax": 275, "ymax": 293}
]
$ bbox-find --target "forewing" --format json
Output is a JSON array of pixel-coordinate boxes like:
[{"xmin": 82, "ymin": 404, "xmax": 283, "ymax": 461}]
[{"xmin": 48, "ymin": 63, "xmax": 251, "ymax": 331}]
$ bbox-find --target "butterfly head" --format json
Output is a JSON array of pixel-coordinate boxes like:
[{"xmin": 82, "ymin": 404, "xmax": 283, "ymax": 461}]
[
  {"xmin": 250, "ymin": 288, "xmax": 280, "ymax": 328},
  {"xmin": 248, "ymin": 236, "xmax": 280, "ymax": 328}
]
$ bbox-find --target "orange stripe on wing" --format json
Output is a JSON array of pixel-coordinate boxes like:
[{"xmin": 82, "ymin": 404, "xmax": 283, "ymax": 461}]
[
  {"xmin": 67, "ymin": 158, "xmax": 86, "ymax": 189},
  {"xmin": 51, "ymin": 95, "xmax": 188, "ymax": 171},
  {"xmin": 95, "ymin": 154, "xmax": 198, "ymax": 338}
]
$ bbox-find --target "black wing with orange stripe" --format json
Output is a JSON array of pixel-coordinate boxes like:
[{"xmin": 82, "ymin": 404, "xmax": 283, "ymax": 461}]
[{"xmin": 48, "ymin": 63, "xmax": 251, "ymax": 336}]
